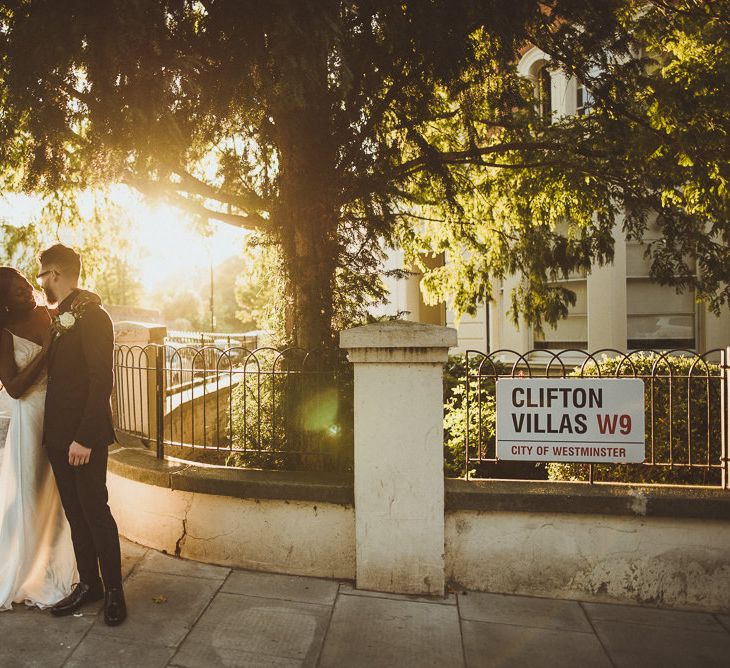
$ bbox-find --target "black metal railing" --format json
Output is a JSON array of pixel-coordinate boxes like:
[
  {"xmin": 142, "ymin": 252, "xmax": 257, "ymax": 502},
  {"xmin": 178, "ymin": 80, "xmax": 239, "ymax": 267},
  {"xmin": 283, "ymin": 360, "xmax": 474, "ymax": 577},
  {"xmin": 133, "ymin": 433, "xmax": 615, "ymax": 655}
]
[
  {"xmin": 451, "ymin": 348, "xmax": 728, "ymax": 487},
  {"xmin": 112, "ymin": 344, "xmax": 353, "ymax": 472}
]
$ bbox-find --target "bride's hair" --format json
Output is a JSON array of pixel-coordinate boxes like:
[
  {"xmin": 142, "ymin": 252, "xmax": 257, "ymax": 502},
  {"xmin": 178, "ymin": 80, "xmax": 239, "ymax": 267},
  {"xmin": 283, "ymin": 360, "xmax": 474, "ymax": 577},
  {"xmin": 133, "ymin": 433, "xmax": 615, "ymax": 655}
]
[{"xmin": 0, "ymin": 266, "xmax": 29, "ymax": 331}]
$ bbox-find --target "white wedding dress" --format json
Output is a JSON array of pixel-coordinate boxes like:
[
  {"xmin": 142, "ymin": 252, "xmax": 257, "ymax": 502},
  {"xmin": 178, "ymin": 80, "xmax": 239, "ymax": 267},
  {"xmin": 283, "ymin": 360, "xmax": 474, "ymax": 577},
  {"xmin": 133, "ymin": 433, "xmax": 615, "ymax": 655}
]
[{"xmin": 0, "ymin": 332, "xmax": 77, "ymax": 610}]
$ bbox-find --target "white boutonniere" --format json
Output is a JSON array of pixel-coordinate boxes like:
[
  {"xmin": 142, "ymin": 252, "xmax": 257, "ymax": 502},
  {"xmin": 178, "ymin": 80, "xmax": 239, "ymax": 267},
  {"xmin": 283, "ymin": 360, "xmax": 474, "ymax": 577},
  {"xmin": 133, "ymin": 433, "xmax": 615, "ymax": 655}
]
[
  {"xmin": 50, "ymin": 291, "xmax": 101, "ymax": 337},
  {"xmin": 52, "ymin": 310, "xmax": 79, "ymax": 336}
]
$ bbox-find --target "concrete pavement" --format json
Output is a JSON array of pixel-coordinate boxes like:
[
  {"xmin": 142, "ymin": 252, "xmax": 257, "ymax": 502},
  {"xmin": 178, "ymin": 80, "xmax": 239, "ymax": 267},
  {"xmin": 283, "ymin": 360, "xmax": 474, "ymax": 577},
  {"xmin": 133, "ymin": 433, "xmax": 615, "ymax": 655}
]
[{"xmin": 1, "ymin": 538, "xmax": 729, "ymax": 667}]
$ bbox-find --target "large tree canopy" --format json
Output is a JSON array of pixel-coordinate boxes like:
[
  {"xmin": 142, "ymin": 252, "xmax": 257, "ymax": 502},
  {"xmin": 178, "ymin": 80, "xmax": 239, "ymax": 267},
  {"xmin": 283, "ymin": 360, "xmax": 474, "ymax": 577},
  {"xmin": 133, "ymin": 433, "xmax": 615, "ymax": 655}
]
[
  {"xmin": 406, "ymin": 0, "xmax": 730, "ymax": 329},
  {"xmin": 1, "ymin": 1, "xmax": 728, "ymax": 347}
]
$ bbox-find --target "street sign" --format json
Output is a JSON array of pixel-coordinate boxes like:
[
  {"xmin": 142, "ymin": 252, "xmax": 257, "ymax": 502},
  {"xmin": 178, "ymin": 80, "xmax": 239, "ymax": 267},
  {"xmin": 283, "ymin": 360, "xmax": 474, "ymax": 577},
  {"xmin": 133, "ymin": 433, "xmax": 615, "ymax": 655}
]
[{"xmin": 496, "ymin": 378, "xmax": 645, "ymax": 462}]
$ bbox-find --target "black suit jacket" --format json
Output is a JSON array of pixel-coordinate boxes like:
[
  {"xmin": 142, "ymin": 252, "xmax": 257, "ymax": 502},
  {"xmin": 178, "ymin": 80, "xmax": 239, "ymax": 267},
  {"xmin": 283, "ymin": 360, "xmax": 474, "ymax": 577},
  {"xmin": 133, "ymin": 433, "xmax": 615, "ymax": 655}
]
[{"xmin": 43, "ymin": 290, "xmax": 117, "ymax": 451}]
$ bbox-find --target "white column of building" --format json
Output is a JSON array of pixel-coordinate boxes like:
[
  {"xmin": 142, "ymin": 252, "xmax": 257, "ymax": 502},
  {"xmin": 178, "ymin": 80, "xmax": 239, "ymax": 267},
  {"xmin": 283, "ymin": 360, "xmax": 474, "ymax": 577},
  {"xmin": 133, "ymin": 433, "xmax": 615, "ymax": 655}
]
[
  {"xmin": 496, "ymin": 275, "xmax": 531, "ymax": 352},
  {"xmin": 587, "ymin": 225, "xmax": 628, "ymax": 351},
  {"xmin": 403, "ymin": 269, "xmax": 423, "ymax": 322},
  {"xmin": 340, "ymin": 321, "xmax": 457, "ymax": 595},
  {"xmin": 702, "ymin": 306, "xmax": 730, "ymax": 351}
]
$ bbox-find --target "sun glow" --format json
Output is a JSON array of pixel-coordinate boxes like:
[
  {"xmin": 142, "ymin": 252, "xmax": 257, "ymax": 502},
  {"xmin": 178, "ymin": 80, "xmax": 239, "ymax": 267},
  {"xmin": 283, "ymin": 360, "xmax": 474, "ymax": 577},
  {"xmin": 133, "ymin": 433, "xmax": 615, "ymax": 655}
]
[
  {"xmin": 111, "ymin": 191, "xmax": 248, "ymax": 291},
  {"xmin": 0, "ymin": 186, "xmax": 248, "ymax": 297}
]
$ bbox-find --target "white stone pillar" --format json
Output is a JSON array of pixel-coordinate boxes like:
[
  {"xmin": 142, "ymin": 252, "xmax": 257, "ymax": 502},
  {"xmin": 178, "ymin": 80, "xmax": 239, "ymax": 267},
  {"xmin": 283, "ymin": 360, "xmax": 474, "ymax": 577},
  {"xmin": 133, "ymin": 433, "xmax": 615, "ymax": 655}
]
[
  {"xmin": 113, "ymin": 321, "xmax": 167, "ymax": 444},
  {"xmin": 340, "ymin": 321, "xmax": 457, "ymax": 595}
]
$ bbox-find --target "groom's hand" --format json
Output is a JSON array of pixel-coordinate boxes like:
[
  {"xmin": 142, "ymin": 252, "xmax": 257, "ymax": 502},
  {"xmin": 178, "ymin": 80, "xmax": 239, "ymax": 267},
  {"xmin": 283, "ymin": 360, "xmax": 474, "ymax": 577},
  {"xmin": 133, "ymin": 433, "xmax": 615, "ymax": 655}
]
[{"xmin": 69, "ymin": 441, "xmax": 92, "ymax": 466}]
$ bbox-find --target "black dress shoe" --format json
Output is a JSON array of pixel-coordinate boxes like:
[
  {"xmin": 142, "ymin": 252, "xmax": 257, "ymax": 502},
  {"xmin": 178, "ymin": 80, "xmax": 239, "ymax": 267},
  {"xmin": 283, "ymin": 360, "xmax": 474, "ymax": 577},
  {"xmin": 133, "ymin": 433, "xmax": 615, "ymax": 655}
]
[
  {"xmin": 103, "ymin": 588, "xmax": 127, "ymax": 626},
  {"xmin": 50, "ymin": 582, "xmax": 104, "ymax": 617}
]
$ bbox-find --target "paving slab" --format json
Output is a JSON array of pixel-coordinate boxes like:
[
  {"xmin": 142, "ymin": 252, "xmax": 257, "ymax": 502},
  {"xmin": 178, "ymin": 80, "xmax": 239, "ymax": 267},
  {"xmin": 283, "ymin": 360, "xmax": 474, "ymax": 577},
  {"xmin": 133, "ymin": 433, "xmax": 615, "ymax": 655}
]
[
  {"xmin": 87, "ymin": 570, "xmax": 220, "ymax": 647},
  {"xmin": 64, "ymin": 634, "xmax": 176, "ymax": 668},
  {"xmin": 318, "ymin": 592, "xmax": 463, "ymax": 668},
  {"xmin": 457, "ymin": 591, "xmax": 592, "ymax": 633},
  {"xmin": 137, "ymin": 550, "xmax": 230, "ymax": 582},
  {"xmin": 582, "ymin": 601, "xmax": 726, "ymax": 633},
  {"xmin": 221, "ymin": 570, "xmax": 339, "ymax": 606},
  {"xmin": 339, "ymin": 582, "xmax": 456, "ymax": 606},
  {"xmin": 121, "ymin": 538, "xmax": 149, "ymax": 580},
  {"xmin": 0, "ymin": 605, "xmax": 95, "ymax": 668},
  {"xmin": 172, "ymin": 591, "xmax": 331, "ymax": 668},
  {"xmin": 593, "ymin": 619, "xmax": 730, "ymax": 667},
  {"xmin": 461, "ymin": 618, "xmax": 612, "ymax": 668},
  {"xmin": 4, "ymin": 531, "xmax": 730, "ymax": 668},
  {"xmin": 714, "ymin": 614, "xmax": 730, "ymax": 632}
]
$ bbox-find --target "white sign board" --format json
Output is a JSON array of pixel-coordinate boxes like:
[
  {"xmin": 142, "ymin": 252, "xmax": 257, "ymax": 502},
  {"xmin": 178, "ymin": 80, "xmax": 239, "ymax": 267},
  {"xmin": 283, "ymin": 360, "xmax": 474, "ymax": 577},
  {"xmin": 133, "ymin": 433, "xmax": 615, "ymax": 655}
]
[{"xmin": 496, "ymin": 378, "xmax": 645, "ymax": 463}]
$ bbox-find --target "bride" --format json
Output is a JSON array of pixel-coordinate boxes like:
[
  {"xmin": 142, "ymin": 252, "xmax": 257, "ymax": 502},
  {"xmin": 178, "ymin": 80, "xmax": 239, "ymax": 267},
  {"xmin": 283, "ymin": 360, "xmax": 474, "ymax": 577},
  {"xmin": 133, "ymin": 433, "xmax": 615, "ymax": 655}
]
[{"xmin": 0, "ymin": 266, "xmax": 96, "ymax": 610}]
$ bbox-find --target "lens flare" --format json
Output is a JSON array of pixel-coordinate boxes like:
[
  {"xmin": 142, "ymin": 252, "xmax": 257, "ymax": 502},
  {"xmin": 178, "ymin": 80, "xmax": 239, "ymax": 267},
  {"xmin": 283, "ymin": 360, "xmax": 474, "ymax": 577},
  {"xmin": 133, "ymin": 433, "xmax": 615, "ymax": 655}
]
[{"xmin": 300, "ymin": 388, "xmax": 339, "ymax": 435}]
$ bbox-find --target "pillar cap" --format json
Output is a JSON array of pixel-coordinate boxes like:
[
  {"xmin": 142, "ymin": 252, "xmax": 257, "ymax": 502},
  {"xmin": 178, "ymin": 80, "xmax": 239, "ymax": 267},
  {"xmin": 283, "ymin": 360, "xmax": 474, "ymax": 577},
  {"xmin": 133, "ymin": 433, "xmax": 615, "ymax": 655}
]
[
  {"xmin": 340, "ymin": 320, "xmax": 457, "ymax": 351},
  {"xmin": 114, "ymin": 321, "xmax": 168, "ymax": 345}
]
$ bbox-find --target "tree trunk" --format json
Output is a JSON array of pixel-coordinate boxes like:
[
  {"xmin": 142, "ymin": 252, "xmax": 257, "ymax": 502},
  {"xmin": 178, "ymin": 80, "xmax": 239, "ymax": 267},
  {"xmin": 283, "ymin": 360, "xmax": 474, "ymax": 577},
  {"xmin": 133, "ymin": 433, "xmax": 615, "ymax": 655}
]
[
  {"xmin": 274, "ymin": 117, "xmax": 339, "ymax": 351},
  {"xmin": 270, "ymin": 5, "xmax": 340, "ymax": 351}
]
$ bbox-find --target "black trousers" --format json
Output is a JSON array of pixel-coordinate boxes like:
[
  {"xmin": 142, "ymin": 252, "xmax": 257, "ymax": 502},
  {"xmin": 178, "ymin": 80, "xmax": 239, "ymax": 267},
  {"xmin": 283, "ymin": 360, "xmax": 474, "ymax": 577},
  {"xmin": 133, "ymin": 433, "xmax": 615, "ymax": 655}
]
[{"xmin": 46, "ymin": 445, "xmax": 122, "ymax": 590}]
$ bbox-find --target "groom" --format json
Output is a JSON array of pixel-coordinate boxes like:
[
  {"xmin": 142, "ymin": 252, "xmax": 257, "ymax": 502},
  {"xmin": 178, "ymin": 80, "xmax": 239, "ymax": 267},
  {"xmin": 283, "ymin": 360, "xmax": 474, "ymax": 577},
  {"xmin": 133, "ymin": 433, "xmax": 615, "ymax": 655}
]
[{"xmin": 37, "ymin": 244, "xmax": 126, "ymax": 626}]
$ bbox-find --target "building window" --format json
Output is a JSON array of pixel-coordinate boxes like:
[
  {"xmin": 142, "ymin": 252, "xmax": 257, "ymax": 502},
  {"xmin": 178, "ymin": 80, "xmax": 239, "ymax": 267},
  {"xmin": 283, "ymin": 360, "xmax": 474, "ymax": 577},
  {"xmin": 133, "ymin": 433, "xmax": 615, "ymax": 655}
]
[
  {"xmin": 533, "ymin": 278, "xmax": 588, "ymax": 350},
  {"xmin": 537, "ymin": 65, "xmax": 552, "ymax": 123},
  {"xmin": 575, "ymin": 80, "xmax": 593, "ymax": 115},
  {"xmin": 626, "ymin": 242, "xmax": 696, "ymax": 350}
]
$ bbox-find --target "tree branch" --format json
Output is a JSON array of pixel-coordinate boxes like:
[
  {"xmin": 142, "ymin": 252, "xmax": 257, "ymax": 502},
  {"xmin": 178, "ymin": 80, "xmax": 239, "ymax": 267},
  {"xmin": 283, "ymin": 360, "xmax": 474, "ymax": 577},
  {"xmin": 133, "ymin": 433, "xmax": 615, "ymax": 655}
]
[
  {"xmin": 171, "ymin": 167, "xmax": 271, "ymax": 216},
  {"xmin": 124, "ymin": 174, "xmax": 268, "ymax": 230},
  {"xmin": 392, "ymin": 140, "xmax": 561, "ymax": 178},
  {"xmin": 167, "ymin": 191, "xmax": 265, "ymax": 229},
  {"xmin": 56, "ymin": 78, "xmax": 272, "ymax": 220}
]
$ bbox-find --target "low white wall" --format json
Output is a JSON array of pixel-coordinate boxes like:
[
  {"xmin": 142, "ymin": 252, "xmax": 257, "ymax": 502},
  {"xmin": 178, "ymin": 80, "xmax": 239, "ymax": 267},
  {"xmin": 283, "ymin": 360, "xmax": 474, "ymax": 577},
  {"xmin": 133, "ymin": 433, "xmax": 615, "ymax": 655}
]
[
  {"xmin": 446, "ymin": 510, "xmax": 730, "ymax": 611},
  {"xmin": 109, "ymin": 466, "xmax": 730, "ymax": 609},
  {"xmin": 108, "ymin": 472, "xmax": 355, "ymax": 580}
]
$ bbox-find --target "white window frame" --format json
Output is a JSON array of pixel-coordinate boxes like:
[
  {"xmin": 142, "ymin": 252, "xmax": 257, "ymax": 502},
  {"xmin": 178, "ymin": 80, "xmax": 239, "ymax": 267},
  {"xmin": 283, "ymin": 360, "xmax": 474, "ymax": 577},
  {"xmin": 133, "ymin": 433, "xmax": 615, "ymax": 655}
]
[{"xmin": 625, "ymin": 240, "xmax": 698, "ymax": 351}]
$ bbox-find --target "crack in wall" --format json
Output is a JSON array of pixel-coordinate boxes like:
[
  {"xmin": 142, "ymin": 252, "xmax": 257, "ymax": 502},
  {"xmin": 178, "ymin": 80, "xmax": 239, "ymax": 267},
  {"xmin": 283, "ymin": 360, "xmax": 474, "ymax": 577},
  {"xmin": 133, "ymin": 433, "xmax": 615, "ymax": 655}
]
[
  {"xmin": 186, "ymin": 529, "xmax": 237, "ymax": 542},
  {"xmin": 175, "ymin": 494, "xmax": 194, "ymax": 557},
  {"xmin": 174, "ymin": 517, "xmax": 187, "ymax": 557}
]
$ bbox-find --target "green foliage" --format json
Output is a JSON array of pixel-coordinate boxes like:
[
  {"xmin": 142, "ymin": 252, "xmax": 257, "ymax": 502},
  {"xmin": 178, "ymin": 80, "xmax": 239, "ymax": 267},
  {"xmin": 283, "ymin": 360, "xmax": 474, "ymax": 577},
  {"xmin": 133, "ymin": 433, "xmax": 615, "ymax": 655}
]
[
  {"xmin": 234, "ymin": 233, "xmax": 398, "ymax": 344},
  {"xmin": 443, "ymin": 354, "xmax": 510, "ymax": 478},
  {"xmin": 444, "ymin": 355, "xmax": 545, "ymax": 480},
  {"xmin": 208, "ymin": 255, "xmax": 256, "ymax": 332},
  {"xmin": 234, "ymin": 240, "xmax": 281, "ymax": 336},
  {"xmin": 78, "ymin": 200, "xmax": 145, "ymax": 306},
  {"xmin": 231, "ymin": 237, "xmax": 302, "ymax": 345},
  {"xmin": 0, "ymin": 220, "xmax": 42, "ymax": 278},
  {"xmin": 402, "ymin": 1, "xmax": 730, "ymax": 332},
  {"xmin": 158, "ymin": 288, "xmax": 207, "ymax": 331},
  {"xmin": 443, "ymin": 354, "xmax": 548, "ymax": 479},
  {"xmin": 547, "ymin": 353, "xmax": 722, "ymax": 485},
  {"xmin": 443, "ymin": 355, "xmax": 493, "ymax": 477},
  {"xmin": 151, "ymin": 248, "xmax": 265, "ymax": 333}
]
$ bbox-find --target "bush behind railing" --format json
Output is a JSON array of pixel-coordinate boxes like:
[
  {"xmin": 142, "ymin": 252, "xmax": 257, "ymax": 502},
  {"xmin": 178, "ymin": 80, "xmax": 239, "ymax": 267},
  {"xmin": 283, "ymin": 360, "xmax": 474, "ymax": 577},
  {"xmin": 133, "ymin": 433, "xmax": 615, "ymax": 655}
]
[
  {"xmin": 443, "ymin": 351, "xmax": 723, "ymax": 485},
  {"xmin": 225, "ymin": 348, "xmax": 354, "ymax": 472},
  {"xmin": 548, "ymin": 354, "xmax": 722, "ymax": 485}
]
